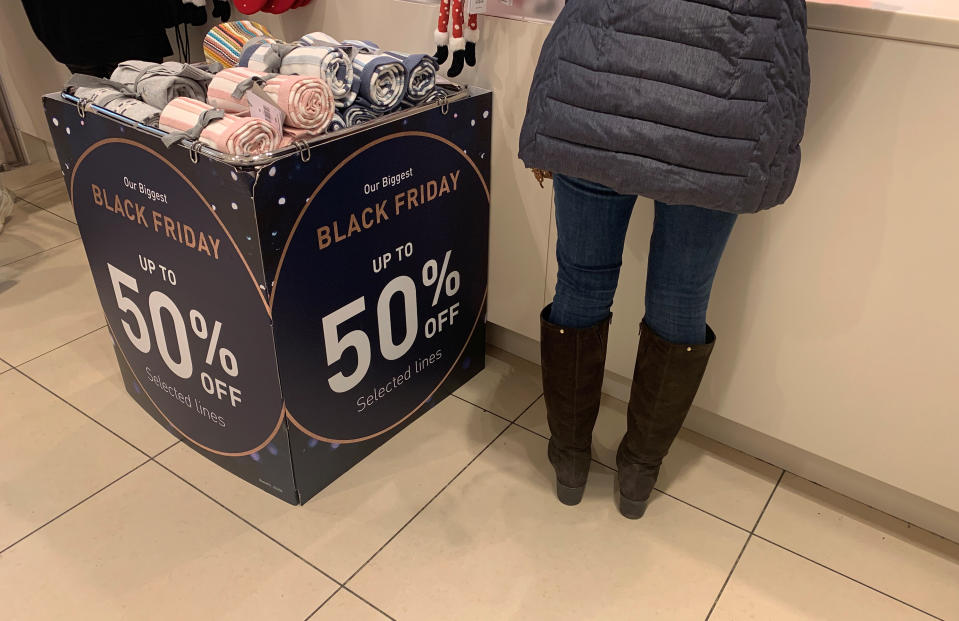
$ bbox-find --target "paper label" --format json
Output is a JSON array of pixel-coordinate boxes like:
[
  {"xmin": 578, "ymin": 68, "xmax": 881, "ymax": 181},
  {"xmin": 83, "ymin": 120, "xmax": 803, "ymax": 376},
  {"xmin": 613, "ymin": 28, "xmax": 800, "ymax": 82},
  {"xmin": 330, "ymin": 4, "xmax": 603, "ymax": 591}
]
[
  {"xmin": 246, "ymin": 84, "xmax": 285, "ymax": 136},
  {"xmin": 468, "ymin": 0, "xmax": 489, "ymax": 13}
]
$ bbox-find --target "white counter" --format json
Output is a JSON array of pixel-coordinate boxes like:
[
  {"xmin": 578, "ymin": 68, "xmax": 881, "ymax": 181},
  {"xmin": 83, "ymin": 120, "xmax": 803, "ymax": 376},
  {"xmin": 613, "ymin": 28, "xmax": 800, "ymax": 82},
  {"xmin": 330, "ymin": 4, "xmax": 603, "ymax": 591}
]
[
  {"xmin": 474, "ymin": 0, "xmax": 959, "ymax": 47},
  {"xmin": 809, "ymin": 0, "xmax": 959, "ymax": 47}
]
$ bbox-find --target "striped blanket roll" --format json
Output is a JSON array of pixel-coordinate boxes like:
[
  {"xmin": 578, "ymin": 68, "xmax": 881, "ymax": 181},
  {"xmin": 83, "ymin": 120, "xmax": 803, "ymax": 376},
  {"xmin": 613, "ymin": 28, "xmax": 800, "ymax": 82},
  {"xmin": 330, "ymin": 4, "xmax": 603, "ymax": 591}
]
[
  {"xmin": 72, "ymin": 86, "xmax": 163, "ymax": 126},
  {"xmin": 280, "ymin": 126, "xmax": 322, "ymax": 147},
  {"xmin": 281, "ymin": 45, "xmax": 355, "ymax": 105},
  {"xmin": 65, "ymin": 75, "xmax": 164, "ymax": 126},
  {"xmin": 297, "ymin": 32, "xmax": 341, "ymax": 48},
  {"xmin": 351, "ymin": 52, "xmax": 407, "ymax": 112},
  {"xmin": 206, "ymin": 67, "xmax": 263, "ymax": 113},
  {"xmin": 159, "ymin": 97, "xmax": 280, "ymax": 156},
  {"xmin": 204, "ymin": 21, "xmax": 273, "ymax": 68},
  {"xmin": 344, "ymin": 105, "xmax": 380, "ymax": 127},
  {"xmin": 328, "ymin": 112, "xmax": 346, "ymax": 132},
  {"xmin": 340, "ymin": 39, "xmax": 380, "ymax": 54},
  {"xmin": 385, "ymin": 52, "xmax": 438, "ymax": 103},
  {"xmin": 110, "ymin": 61, "xmax": 214, "ymax": 109},
  {"xmin": 207, "ymin": 67, "xmax": 335, "ymax": 131},
  {"xmin": 237, "ymin": 37, "xmax": 298, "ymax": 73}
]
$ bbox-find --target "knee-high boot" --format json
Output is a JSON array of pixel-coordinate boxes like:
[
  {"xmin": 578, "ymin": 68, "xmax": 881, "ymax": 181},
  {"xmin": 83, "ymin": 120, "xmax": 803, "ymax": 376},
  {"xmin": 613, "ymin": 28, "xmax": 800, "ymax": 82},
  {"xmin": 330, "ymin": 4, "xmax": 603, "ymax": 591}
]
[
  {"xmin": 616, "ymin": 321, "xmax": 715, "ymax": 518},
  {"xmin": 540, "ymin": 305, "xmax": 611, "ymax": 505}
]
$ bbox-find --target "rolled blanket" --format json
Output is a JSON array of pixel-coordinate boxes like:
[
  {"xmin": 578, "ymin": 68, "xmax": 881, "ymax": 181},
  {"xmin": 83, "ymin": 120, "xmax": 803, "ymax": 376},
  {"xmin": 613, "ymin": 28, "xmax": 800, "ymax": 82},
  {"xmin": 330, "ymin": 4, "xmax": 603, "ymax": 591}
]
[
  {"xmin": 385, "ymin": 52, "xmax": 438, "ymax": 103},
  {"xmin": 280, "ymin": 126, "xmax": 320, "ymax": 147},
  {"xmin": 204, "ymin": 21, "xmax": 273, "ymax": 68},
  {"xmin": 65, "ymin": 75, "xmax": 162, "ymax": 126},
  {"xmin": 281, "ymin": 45, "xmax": 355, "ymax": 105},
  {"xmin": 238, "ymin": 37, "xmax": 298, "ymax": 73},
  {"xmin": 344, "ymin": 105, "xmax": 380, "ymax": 127},
  {"xmin": 207, "ymin": 67, "xmax": 335, "ymax": 131},
  {"xmin": 206, "ymin": 67, "xmax": 266, "ymax": 113},
  {"xmin": 340, "ymin": 39, "xmax": 380, "ymax": 54},
  {"xmin": 159, "ymin": 97, "xmax": 280, "ymax": 156},
  {"xmin": 111, "ymin": 61, "xmax": 214, "ymax": 109},
  {"xmin": 328, "ymin": 112, "xmax": 346, "ymax": 132},
  {"xmin": 297, "ymin": 32, "xmax": 341, "ymax": 47},
  {"xmin": 351, "ymin": 52, "xmax": 407, "ymax": 112}
]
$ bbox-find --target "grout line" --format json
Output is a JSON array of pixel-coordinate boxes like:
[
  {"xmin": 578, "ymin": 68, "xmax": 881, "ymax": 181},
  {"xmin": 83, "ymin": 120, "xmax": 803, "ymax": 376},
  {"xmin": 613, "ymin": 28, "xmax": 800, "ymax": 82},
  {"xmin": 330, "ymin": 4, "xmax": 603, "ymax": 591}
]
[
  {"xmin": 341, "ymin": 586, "xmax": 398, "ymax": 621},
  {"xmin": 32, "ymin": 202, "xmax": 77, "ymax": 226},
  {"xmin": 0, "ymin": 459, "xmax": 150, "ymax": 555},
  {"xmin": 753, "ymin": 534, "xmax": 946, "ymax": 621},
  {"xmin": 153, "ymin": 459, "xmax": 342, "ymax": 587},
  {"xmin": 751, "ymin": 469, "xmax": 786, "ymax": 532},
  {"xmin": 16, "ymin": 189, "xmax": 76, "ymax": 226},
  {"xmin": 515, "ymin": 393, "xmax": 545, "ymax": 422},
  {"xmin": 304, "ymin": 586, "xmax": 343, "ymax": 621},
  {"xmin": 704, "ymin": 470, "xmax": 786, "ymax": 620},
  {"xmin": 704, "ymin": 535, "xmax": 752, "ymax": 621},
  {"xmin": 14, "ymin": 324, "xmax": 107, "ymax": 368},
  {"xmin": 15, "ymin": 368, "xmax": 151, "ymax": 459},
  {"xmin": 0, "ymin": 237, "xmax": 82, "ymax": 269},
  {"xmin": 152, "ymin": 440, "xmax": 182, "ymax": 459},
  {"xmin": 341, "ymin": 398, "xmax": 540, "ymax": 587},
  {"xmin": 654, "ymin": 488, "xmax": 749, "ymax": 534},
  {"xmin": 451, "ymin": 393, "xmax": 513, "ymax": 425}
]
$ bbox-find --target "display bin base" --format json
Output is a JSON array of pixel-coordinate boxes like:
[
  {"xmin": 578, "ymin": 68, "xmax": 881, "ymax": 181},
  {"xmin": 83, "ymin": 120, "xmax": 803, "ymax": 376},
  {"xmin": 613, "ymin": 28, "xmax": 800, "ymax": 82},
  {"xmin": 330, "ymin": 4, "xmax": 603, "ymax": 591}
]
[{"xmin": 44, "ymin": 87, "xmax": 493, "ymax": 504}]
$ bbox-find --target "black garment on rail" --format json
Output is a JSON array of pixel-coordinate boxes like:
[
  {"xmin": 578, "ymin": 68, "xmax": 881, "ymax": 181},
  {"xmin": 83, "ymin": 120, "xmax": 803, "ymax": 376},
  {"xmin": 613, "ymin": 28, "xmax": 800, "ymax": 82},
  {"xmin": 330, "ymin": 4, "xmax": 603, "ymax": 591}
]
[{"xmin": 21, "ymin": 1, "xmax": 179, "ymax": 76}]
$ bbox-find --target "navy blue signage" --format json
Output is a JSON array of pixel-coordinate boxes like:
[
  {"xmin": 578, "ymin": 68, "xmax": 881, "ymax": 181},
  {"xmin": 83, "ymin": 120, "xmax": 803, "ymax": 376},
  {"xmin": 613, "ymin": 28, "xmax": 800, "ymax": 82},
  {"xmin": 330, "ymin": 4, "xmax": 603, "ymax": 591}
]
[
  {"xmin": 69, "ymin": 140, "xmax": 284, "ymax": 456},
  {"xmin": 271, "ymin": 133, "xmax": 489, "ymax": 443}
]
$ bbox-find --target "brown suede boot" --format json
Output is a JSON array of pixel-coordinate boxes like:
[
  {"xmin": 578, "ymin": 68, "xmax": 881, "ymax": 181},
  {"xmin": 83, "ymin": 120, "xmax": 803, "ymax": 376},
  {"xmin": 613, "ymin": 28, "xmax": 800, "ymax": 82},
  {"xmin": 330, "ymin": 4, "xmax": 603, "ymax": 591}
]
[
  {"xmin": 540, "ymin": 306, "xmax": 610, "ymax": 505},
  {"xmin": 616, "ymin": 321, "xmax": 715, "ymax": 518}
]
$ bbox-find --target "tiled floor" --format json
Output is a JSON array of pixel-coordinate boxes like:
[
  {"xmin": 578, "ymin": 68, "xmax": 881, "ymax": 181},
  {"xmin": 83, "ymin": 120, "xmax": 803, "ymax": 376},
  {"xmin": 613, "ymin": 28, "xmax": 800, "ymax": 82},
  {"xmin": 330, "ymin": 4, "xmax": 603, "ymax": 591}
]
[{"xmin": 2, "ymin": 163, "xmax": 958, "ymax": 620}]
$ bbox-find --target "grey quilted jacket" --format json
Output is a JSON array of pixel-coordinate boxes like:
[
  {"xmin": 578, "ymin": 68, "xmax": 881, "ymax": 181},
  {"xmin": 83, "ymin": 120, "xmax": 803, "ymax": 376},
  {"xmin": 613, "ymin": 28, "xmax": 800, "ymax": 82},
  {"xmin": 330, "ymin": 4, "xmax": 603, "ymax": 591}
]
[{"xmin": 519, "ymin": 0, "xmax": 811, "ymax": 214}]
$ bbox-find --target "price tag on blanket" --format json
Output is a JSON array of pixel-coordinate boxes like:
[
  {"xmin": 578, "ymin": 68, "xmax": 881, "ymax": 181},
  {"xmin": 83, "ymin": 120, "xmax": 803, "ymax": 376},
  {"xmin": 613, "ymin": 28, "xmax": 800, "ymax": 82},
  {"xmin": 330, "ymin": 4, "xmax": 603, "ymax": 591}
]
[
  {"xmin": 69, "ymin": 140, "xmax": 283, "ymax": 456},
  {"xmin": 271, "ymin": 132, "xmax": 489, "ymax": 443},
  {"xmin": 246, "ymin": 84, "xmax": 286, "ymax": 137}
]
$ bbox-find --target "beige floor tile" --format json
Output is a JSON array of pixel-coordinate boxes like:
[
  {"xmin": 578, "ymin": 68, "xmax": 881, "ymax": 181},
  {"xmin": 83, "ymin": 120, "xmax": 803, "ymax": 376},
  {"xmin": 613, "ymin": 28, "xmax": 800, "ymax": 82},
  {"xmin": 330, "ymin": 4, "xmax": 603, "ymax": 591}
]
[
  {"xmin": 0, "ymin": 461, "xmax": 336, "ymax": 621},
  {"xmin": 0, "ymin": 359, "xmax": 9, "ymax": 373},
  {"xmin": 0, "ymin": 240, "xmax": 104, "ymax": 365},
  {"xmin": 310, "ymin": 589, "xmax": 390, "ymax": 621},
  {"xmin": 453, "ymin": 346, "xmax": 542, "ymax": 420},
  {"xmin": 158, "ymin": 396, "xmax": 508, "ymax": 582},
  {"xmin": 16, "ymin": 178, "xmax": 75, "ymax": 223},
  {"xmin": 349, "ymin": 426, "xmax": 748, "ymax": 621},
  {"xmin": 20, "ymin": 327, "xmax": 177, "ymax": 456},
  {"xmin": 0, "ymin": 161, "xmax": 61, "ymax": 192},
  {"xmin": 756, "ymin": 473, "xmax": 959, "ymax": 619},
  {"xmin": 712, "ymin": 537, "xmax": 933, "ymax": 621},
  {"xmin": 0, "ymin": 200, "xmax": 79, "ymax": 266},
  {"xmin": 518, "ymin": 395, "xmax": 782, "ymax": 530},
  {"xmin": 0, "ymin": 371, "xmax": 145, "ymax": 550}
]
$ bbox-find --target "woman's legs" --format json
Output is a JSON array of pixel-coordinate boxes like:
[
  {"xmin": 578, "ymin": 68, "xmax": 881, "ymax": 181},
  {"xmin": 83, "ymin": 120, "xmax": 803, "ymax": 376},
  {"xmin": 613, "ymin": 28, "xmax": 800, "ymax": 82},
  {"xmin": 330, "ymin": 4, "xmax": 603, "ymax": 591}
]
[
  {"xmin": 617, "ymin": 201, "xmax": 737, "ymax": 518},
  {"xmin": 644, "ymin": 201, "xmax": 737, "ymax": 344},
  {"xmin": 543, "ymin": 176, "xmax": 738, "ymax": 512},
  {"xmin": 541, "ymin": 174, "xmax": 636, "ymax": 504},
  {"xmin": 550, "ymin": 174, "xmax": 637, "ymax": 328}
]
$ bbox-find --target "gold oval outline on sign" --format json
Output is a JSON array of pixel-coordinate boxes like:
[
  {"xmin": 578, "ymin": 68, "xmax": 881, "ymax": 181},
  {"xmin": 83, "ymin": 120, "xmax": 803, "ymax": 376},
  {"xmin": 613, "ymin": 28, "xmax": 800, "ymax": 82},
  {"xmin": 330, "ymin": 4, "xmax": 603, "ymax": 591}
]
[
  {"xmin": 272, "ymin": 131, "xmax": 490, "ymax": 444},
  {"xmin": 70, "ymin": 138, "xmax": 271, "ymax": 315},
  {"xmin": 71, "ymin": 138, "xmax": 285, "ymax": 457}
]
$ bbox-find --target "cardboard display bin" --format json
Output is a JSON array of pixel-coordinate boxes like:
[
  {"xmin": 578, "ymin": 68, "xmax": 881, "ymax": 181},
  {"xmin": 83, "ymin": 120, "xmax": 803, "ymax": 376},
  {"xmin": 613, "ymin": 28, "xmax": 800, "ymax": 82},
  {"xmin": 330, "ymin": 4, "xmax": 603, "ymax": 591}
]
[{"xmin": 44, "ymin": 86, "xmax": 492, "ymax": 504}]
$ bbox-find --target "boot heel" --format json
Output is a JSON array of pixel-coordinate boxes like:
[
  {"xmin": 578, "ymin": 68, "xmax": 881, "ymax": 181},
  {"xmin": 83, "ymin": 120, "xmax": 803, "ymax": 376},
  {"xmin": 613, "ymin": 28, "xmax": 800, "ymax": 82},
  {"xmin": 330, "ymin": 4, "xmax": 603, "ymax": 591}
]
[
  {"xmin": 618, "ymin": 494, "xmax": 648, "ymax": 519},
  {"xmin": 556, "ymin": 480, "xmax": 586, "ymax": 506}
]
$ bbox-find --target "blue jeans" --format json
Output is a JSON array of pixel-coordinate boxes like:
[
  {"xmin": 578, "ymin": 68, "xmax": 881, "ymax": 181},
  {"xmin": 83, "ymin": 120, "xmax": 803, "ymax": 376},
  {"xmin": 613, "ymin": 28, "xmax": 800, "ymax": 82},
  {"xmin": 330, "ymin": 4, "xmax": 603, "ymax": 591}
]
[{"xmin": 550, "ymin": 174, "xmax": 737, "ymax": 345}]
